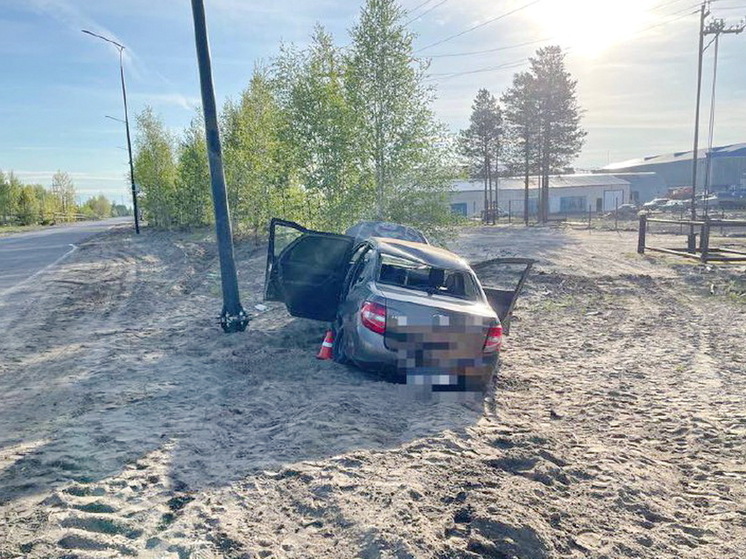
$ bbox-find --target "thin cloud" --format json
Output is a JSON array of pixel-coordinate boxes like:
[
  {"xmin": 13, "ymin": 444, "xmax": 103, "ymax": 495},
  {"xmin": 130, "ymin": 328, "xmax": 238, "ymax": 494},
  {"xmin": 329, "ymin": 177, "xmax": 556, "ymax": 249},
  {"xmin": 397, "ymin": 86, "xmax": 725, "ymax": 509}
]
[
  {"xmin": 21, "ymin": 0, "xmax": 147, "ymax": 80},
  {"xmin": 12, "ymin": 170, "xmax": 124, "ymax": 183},
  {"xmin": 136, "ymin": 93, "xmax": 201, "ymax": 111}
]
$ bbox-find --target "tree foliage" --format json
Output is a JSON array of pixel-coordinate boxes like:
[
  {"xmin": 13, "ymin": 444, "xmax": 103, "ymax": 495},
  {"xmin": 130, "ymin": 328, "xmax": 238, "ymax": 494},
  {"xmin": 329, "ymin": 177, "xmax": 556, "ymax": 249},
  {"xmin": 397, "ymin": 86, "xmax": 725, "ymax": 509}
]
[
  {"xmin": 133, "ymin": 107, "xmax": 178, "ymax": 228},
  {"xmin": 502, "ymin": 46, "xmax": 585, "ymax": 222},
  {"xmin": 346, "ymin": 0, "xmax": 455, "ymax": 233},
  {"xmin": 176, "ymin": 115, "xmax": 213, "ymax": 228},
  {"xmin": 81, "ymin": 194, "xmax": 112, "ymax": 220},
  {"xmin": 222, "ymin": 67, "xmax": 296, "ymax": 238},
  {"xmin": 1, "ymin": 170, "xmax": 85, "ymax": 226},
  {"xmin": 280, "ymin": 26, "xmax": 363, "ymax": 230},
  {"xmin": 131, "ymin": 0, "xmax": 457, "ymax": 240},
  {"xmin": 0, "ymin": 170, "xmax": 120, "ymax": 227},
  {"xmin": 459, "ymin": 89, "xmax": 502, "ymax": 222},
  {"xmin": 502, "ymin": 71, "xmax": 540, "ymax": 225}
]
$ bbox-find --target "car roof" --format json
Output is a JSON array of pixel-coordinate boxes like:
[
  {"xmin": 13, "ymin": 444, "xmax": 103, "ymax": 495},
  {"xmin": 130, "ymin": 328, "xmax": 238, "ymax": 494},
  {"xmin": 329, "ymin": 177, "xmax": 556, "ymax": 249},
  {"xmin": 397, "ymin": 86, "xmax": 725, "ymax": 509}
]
[
  {"xmin": 370, "ymin": 237, "xmax": 471, "ymax": 271},
  {"xmin": 345, "ymin": 221, "xmax": 428, "ymax": 244}
]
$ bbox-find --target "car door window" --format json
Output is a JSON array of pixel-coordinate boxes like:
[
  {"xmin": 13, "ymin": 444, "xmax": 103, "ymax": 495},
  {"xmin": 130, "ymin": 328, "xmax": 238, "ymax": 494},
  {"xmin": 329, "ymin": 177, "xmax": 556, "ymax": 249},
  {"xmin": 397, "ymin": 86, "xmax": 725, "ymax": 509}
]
[
  {"xmin": 341, "ymin": 244, "xmax": 371, "ymax": 297},
  {"xmin": 470, "ymin": 258, "xmax": 534, "ymax": 334},
  {"xmin": 264, "ymin": 218, "xmax": 355, "ymax": 321}
]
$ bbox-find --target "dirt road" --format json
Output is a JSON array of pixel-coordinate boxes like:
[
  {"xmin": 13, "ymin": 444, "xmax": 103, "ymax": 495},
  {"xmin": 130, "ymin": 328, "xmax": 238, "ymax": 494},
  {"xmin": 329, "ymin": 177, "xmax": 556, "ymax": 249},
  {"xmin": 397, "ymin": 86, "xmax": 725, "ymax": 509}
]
[{"xmin": 0, "ymin": 225, "xmax": 744, "ymax": 558}]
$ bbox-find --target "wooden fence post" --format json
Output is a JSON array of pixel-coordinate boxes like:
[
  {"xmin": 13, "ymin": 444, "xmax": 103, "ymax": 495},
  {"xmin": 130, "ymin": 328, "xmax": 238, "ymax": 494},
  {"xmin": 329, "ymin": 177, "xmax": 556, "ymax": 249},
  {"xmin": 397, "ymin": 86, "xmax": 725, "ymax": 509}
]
[
  {"xmin": 700, "ymin": 219, "xmax": 710, "ymax": 263},
  {"xmin": 615, "ymin": 198, "xmax": 619, "ymax": 231},
  {"xmin": 637, "ymin": 214, "xmax": 647, "ymax": 254}
]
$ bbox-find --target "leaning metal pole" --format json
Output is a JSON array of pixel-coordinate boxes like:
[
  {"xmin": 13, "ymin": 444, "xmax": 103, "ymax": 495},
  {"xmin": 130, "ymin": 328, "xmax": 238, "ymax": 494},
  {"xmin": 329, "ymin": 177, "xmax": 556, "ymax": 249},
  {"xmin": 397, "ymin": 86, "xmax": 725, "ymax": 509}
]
[
  {"xmin": 690, "ymin": 2, "xmax": 707, "ymax": 223},
  {"xmin": 190, "ymin": 0, "xmax": 248, "ymax": 333},
  {"xmin": 688, "ymin": 2, "xmax": 708, "ymax": 250},
  {"xmin": 703, "ymin": 34, "xmax": 719, "ymax": 218}
]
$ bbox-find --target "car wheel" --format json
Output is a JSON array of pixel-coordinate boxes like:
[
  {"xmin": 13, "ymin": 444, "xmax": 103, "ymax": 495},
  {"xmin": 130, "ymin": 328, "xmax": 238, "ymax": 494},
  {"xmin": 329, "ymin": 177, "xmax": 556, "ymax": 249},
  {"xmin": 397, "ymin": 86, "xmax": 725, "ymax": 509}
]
[{"xmin": 332, "ymin": 327, "xmax": 349, "ymax": 365}]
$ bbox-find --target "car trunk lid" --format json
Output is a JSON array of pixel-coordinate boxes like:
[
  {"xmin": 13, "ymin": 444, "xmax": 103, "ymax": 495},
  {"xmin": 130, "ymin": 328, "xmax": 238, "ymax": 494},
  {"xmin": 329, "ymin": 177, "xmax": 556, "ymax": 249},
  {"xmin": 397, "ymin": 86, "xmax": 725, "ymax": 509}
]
[{"xmin": 377, "ymin": 284, "xmax": 496, "ymax": 375}]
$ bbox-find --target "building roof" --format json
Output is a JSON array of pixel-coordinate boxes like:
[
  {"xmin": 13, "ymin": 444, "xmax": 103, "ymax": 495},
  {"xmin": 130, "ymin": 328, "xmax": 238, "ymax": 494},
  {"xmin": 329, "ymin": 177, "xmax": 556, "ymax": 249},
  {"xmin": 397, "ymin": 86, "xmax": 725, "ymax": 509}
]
[
  {"xmin": 452, "ymin": 173, "xmax": 630, "ymax": 193},
  {"xmin": 605, "ymin": 172, "xmax": 667, "ymax": 190},
  {"xmin": 602, "ymin": 142, "xmax": 746, "ymax": 170}
]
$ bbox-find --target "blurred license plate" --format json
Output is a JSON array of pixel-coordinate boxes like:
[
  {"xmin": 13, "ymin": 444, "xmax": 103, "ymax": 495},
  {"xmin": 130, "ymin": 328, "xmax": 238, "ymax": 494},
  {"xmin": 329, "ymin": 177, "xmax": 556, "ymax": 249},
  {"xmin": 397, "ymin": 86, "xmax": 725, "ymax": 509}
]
[{"xmin": 406, "ymin": 374, "xmax": 457, "ymax": 386}]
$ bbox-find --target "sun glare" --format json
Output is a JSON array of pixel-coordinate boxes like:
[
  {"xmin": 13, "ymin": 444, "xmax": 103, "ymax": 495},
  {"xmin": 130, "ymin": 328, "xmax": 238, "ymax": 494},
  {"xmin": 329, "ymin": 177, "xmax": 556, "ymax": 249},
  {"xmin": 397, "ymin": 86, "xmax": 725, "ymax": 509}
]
[{"xmin": 530, "ymin": 0, "xmax": 656, "ymax": 58}]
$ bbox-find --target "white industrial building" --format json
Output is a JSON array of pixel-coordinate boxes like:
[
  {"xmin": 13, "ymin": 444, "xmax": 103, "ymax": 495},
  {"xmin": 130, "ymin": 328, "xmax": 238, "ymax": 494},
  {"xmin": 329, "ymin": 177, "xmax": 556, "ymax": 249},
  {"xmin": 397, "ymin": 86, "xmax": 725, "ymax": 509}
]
[{"xmin": 450, "ymin": 173, "xmax": 661, "ymax": 218}]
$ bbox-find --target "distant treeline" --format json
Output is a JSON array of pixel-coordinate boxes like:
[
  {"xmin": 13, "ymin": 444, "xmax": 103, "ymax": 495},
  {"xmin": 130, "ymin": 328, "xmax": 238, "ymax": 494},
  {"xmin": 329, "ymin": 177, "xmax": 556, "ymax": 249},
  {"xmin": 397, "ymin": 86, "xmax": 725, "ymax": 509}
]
[{"xmin": 0, "ymin": 170, "xmax": 130, "ymax": 227}]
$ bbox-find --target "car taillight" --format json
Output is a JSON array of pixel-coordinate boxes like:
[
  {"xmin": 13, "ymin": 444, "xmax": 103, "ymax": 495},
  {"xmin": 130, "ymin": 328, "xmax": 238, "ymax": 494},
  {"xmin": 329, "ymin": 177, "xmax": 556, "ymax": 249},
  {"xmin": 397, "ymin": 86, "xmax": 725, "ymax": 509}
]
[
  {"xmin": 361, "ymin": 301, "xmax": 386, "ymax": 335},
  {"xmin": 483, "ymin": 323, "xmax": 503, "ymax": 353}
]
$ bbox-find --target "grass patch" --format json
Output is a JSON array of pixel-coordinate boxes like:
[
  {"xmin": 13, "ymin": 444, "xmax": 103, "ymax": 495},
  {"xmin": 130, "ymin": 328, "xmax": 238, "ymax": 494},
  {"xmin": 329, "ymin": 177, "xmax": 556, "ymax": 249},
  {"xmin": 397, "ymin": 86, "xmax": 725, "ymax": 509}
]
[
  {"xmin": 725, "ymin": 278, "xmax": 746, "ymax": 305},
  {"xmin": 0, "ymin": 224, "xmax": 47, "ymax": 236}
]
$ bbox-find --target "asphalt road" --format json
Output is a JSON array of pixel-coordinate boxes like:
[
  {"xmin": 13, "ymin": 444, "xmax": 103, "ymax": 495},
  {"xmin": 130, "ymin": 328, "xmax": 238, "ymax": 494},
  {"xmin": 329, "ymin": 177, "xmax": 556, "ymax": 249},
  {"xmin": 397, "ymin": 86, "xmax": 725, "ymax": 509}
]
[{"xmin": 0, "ymin": 218, "xmax": 131, "ymax": 296}]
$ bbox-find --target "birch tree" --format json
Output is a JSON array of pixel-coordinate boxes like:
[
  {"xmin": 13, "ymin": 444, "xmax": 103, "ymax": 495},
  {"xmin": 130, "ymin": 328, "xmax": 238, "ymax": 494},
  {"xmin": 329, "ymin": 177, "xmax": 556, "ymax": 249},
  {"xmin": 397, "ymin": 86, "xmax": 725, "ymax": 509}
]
[
  {"xmin": 346, "ymin": 0, "xmax": 456, "ymax": 235},
  {"xmin": 133, "ymin": 107, "xmax": 178, "ymax": 228}
]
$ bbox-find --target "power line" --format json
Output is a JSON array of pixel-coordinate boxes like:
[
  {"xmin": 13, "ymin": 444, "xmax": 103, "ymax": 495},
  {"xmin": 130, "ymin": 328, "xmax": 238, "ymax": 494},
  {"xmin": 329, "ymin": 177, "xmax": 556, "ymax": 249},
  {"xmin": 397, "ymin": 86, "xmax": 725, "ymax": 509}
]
[
  {"xmin": 634, "ymin": 3, "xmax": 701, "ymax": 35},
  {"xmin": 425, "ymin": 57, "xmax": 530, "ymax": 82},
  {"xmin": 424, "ymin": 4, "xmax": 701, "ymax": 84},
  {"xmin": 651, "ymin": 0, "xmax": 694, "ymax": 11},
  {"xmin": 407, "ymin": 0, "xmax": 436, "ymax": 14},
  {"xmin": 420, "ymin": 0, "xmax": 694, "ymax": 60},
  {"xmin": 404, "ymin": 0, "xmax": 449, "ymax": 26},
  {"xmin": 415, "ymin": 0, "xmax": 543, "ymax": 52},
  {"xmin": 427, "ymin": 37, "xmax": 550, "ymax": 58}
]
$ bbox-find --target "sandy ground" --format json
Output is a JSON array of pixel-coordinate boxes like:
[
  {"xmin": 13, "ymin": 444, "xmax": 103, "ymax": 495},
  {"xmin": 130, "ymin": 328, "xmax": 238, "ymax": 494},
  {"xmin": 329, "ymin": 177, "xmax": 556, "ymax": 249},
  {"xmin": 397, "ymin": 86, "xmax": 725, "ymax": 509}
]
[{"xmin": 0, "ymin": 223, "xmax": 745, "ymax": 558}]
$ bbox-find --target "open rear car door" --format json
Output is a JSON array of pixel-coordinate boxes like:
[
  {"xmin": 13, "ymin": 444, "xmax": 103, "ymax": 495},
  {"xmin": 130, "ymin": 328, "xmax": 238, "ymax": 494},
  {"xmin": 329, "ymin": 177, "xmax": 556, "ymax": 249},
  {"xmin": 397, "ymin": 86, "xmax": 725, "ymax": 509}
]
[
  {"xmin": 264, "ymin": 218, "xmax": 355, "ymax": 322},
  {"xmin": 471, "ymin": 258, "xmax": 535, "ymax": 334}
]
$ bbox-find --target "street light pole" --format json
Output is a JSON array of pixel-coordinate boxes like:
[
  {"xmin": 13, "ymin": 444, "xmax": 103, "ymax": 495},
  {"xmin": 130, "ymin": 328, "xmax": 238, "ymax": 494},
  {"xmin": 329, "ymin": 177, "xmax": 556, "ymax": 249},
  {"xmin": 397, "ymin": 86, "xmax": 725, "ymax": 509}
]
[{"xmin": 82, "ymin": 29, "xmax": 140, "ymax": 234}]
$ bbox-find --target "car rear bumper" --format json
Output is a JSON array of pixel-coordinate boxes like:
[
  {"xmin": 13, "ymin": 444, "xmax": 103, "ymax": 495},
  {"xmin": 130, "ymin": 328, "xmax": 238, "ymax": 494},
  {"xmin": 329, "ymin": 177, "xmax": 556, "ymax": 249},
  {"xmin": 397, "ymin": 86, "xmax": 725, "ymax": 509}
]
[{"xmin": 349, "ymin": 322, "xmax": 498, "ymax": 387}]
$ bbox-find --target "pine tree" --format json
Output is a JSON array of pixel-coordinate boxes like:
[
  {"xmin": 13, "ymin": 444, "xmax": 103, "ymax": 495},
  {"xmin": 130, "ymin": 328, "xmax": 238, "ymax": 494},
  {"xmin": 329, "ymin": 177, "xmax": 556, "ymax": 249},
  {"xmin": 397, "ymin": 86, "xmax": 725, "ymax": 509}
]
[
  {"xmin": 530, "ymin": 46, "xmax": 585, "ymax": 222},
  {"xmin": 502, "ymin": 72, "xmax": 540, "ymax": 225},
  {"xmin": 459, "ymin": 89, "xmax": 502, "ymax": 223}
]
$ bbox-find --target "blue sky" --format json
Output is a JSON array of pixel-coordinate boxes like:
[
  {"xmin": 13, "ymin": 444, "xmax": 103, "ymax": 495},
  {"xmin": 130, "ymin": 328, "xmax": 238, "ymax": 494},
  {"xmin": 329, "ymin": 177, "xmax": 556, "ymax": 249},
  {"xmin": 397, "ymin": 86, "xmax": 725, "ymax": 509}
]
[{"xmin": 1, "ymin": 0, "xmax": 744, "ymax": 203}]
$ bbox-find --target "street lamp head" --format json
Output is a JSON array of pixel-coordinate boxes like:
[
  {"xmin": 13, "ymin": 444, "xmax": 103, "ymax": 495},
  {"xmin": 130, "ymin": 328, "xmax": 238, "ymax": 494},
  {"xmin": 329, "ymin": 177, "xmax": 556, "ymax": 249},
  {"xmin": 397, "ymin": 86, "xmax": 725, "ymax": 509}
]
[{"xmin": 81, "ymin": 29, "xmax": 125, "ymax": 51}]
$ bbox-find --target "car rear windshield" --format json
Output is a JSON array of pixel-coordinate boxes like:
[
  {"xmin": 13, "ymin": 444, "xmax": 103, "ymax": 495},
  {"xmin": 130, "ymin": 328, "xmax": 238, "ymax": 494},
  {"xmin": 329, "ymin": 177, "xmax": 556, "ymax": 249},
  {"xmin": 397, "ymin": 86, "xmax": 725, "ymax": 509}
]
[{"xmin": 377, "ymin": 254, "xmax": 478, "ymax": 301}]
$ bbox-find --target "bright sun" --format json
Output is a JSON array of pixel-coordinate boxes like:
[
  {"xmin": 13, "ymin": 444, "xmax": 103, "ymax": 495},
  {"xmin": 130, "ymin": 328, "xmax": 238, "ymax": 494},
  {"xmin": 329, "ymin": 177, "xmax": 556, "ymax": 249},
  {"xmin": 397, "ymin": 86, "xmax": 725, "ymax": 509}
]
[{"xmin": 530, "ymin": 0, "xmax": 656, "ymax": 58}]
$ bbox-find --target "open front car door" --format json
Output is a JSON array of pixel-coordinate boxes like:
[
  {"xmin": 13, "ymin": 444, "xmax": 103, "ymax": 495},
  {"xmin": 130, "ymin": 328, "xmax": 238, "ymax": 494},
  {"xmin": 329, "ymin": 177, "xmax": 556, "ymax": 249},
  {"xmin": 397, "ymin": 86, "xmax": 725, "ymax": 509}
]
[
  {"xmin": 471, "ymin": 258, "xmax": 535, "ymax": 334},
  {"xmin": 264, "ymin": 218, "xmax": 355, "ymax": 322}
]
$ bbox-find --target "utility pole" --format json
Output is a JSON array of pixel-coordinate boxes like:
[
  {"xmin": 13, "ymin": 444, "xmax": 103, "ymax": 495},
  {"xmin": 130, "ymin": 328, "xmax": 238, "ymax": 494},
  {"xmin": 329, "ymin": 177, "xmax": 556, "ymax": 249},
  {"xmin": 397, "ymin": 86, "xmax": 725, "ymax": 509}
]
[
  {"xmin": 190, "ymin": 0, "xmax": 249, "ymax": 333},
  {"xmin": 82, "ymin": 30, "xmax": 140, "ymax": 234},
  {"xmin": 690, "ymin": 1, "xmax": 745, "ymax": 224},
  {"xmin": 702, "ymin": 16, "xmax": 745, "ymax": 216}
]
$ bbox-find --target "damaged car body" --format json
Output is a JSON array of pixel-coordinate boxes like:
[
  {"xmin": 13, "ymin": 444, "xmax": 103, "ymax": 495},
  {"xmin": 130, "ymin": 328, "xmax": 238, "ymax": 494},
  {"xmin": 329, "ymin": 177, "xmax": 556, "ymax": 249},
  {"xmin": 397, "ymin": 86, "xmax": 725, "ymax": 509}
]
[{"xmin": 264, "ymin": 218, "xmax": 533, "ymax": 391}]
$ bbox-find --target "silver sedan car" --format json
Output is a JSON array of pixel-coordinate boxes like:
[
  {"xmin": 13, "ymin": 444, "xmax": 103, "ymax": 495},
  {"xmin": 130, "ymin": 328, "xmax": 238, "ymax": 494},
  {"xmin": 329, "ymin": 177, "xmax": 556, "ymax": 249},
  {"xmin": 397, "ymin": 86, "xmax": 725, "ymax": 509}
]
[{"xmin": 264, "ymin": 218, "xmax": 533, "ymax": 391}]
